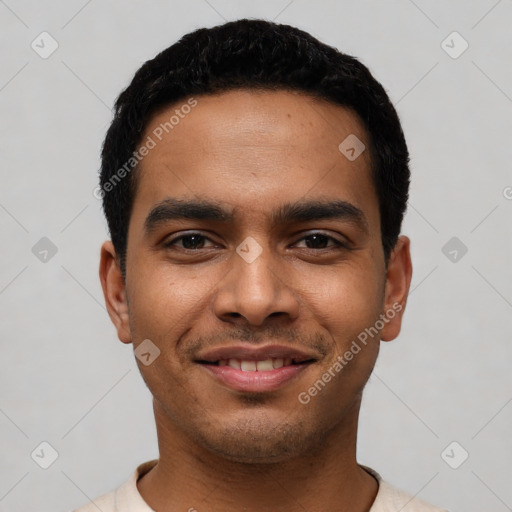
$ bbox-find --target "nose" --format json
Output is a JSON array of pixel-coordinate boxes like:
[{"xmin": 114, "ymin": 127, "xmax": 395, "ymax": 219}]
[{"xmin": 212, "ymin": 239, "xmax": 300, "ymax": 327}]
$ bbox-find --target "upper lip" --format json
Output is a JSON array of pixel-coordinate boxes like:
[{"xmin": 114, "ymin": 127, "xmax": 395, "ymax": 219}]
[{"xmin": 196, "ymin": 344, "xmax": 318, "ymax": 363}]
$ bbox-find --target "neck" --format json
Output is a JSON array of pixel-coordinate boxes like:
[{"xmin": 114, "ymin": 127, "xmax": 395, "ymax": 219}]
[{"xmin": 137, "ymin": 398, "xmax": 378, "ymax": 512}]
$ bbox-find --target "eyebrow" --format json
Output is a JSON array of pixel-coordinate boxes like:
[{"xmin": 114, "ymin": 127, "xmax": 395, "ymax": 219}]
[{"xmin": 144, "ymin": 197, "xmax": 369, "ymax": 235}]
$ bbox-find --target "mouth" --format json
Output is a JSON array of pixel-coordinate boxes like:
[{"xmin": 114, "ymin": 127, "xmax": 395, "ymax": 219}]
[
  {"xmin": 197, "ymin": 357, "xmax": 315, "ymax": 371},
  {"xmin": 195, "ymin": 345, "xmax": 318, "ymax": 392}
]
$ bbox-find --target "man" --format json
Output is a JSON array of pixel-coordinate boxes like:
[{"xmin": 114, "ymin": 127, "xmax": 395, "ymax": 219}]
[{"xmin": 76, "ymin": 19, "xmax": 448, "ymax": 512}]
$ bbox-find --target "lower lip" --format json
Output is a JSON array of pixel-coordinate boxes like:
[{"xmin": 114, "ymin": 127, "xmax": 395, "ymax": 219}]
[{"xmin": 199, "ymin": 363, "xmax": 312, "ymax": 392}]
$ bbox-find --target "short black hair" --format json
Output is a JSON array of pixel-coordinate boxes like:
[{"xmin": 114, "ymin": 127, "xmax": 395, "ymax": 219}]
[{"xmin": 99, "ymin": 18, "xmax": 410, "ymax": 276}]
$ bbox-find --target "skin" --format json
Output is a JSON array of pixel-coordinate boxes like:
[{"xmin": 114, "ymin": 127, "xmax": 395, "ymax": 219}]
[{"xmin": 99, "ymin": 89, "xmax": 412, "ymax": 512}]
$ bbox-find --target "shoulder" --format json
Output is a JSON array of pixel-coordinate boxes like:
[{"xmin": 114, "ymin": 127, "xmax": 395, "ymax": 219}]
[
  {"xmin": 363, "ymin": 466, "xmax": 450, "ymax": 512},
  {"xmin": 375, "ymin": 479, "xmax": 450, "ymax": 511},
  {"xmin": 72, "ymin": 489, "xmax": 116, "ymax": 512},
  {"xmin": 71, "ymin": 459, "xmax": 158, "ymax": 512}
]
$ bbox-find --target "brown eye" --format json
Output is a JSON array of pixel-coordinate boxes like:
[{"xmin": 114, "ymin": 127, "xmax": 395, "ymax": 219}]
[
  {"xmin": 294, "ymin": 232, "xmax": 347, "ymax": 250},
  {"xmin": 163, "ymin": 233, "xmax": 215, "ymax": 250}
]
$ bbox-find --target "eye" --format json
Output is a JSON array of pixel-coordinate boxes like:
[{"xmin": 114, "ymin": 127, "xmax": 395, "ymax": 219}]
[
  {"xmin": 162, "ymin": 231, "xmax": 348, "ymax": 252},
  {"xmin": 293, "ymin": 232, "xmax": 348, "ymax": 250},
  {"xmin": 163, "ymin": 233, "xmax": 216, "ymax": 250}
]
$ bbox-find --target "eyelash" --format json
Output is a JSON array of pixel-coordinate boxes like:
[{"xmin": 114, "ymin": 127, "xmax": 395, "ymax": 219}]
[{"xmin": 162, "ymin": 232, "xmax": 348, "ymax": 251}]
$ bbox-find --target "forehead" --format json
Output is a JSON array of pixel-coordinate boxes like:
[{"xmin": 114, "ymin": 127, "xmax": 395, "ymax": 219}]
[
  {"xmin": 142, "ymin": 89, "xmax": 370, "ymax": 165},
  {"xmin": 131, "ymin": 89, "xmax": 378, "ymax": 230}
]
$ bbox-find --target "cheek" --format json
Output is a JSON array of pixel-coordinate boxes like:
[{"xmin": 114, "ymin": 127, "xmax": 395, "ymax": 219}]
[
  {"xmin": 296, "ymin": 266, "xmax": 384, "ymax": 410},
  {"xmin": 125, "ymin": 267, "xmax": 209, "ymax": 408},
  {"xmin": 125, "ymin": 258, "xmax": 206, "ymax": 347},
  {"xmin": 301, "ymin": 261, "xmax": 385, "ymax": 339}
]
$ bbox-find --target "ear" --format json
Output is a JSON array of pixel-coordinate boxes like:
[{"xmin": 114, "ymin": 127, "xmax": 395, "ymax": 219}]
[
  {"xmin": 99, "ymin": 240, "xmax": 132, "ymax": 344},
  {"xmin": 380, "ymin": 235, "xmax": 413, "ymax": 342}
]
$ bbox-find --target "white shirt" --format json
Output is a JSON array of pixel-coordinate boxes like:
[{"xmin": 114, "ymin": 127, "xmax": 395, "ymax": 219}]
[{"xmin": 72, "ymin": 460, "xmax": 449, "ymax": 512}]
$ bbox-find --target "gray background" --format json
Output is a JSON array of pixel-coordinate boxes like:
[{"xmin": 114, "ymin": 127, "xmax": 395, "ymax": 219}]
[{"xmin": 1, "ymin": 1, "xmax": 511, "ymax": 511}]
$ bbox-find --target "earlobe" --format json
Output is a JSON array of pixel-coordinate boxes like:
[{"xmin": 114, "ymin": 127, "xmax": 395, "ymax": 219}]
[
  {"xmin": 380, "ymin": 236, "xmax": 413, "ymax": 342},
  {"xmin": 99, "ymin": 241, "xmax": 132, "ymax": 344}
]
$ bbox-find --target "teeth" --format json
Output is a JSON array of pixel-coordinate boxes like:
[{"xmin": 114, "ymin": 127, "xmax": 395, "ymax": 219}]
[
  {"xmin": 241, "ymin": 360, "xmax": 257, "ymax": 371},
  {"xmin": 216, "ymin": 358, "xmax": 297, "ymax": 371},
  {"xmin": 272, "ymin": 358, "xmax": 284, "ymax": 369},
  {"xmin": 256, "ymin": 359, "xmax": 274, "ymax": 371},
  {"xmin": 228, "ymin": 359, "xmax": 241, "ymax": 370}
]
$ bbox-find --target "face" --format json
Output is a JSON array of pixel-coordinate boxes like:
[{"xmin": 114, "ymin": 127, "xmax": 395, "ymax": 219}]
[{"xmin": 100, "ymin": 89, "xmax": 412, "ymax": 463}]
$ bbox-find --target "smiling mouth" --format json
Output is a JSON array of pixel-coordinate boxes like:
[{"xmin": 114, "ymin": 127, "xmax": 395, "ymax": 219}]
[
  {"xmin": 197, "ymin": 358, "xmax": 316, "ymax": 371},
  {"xmin": 195, "ymin": 344, "xmax": 319, "ymax": 392}
]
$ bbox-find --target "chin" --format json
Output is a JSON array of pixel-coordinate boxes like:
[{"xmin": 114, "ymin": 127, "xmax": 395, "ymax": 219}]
[{"xmin": 192, "ymin": 415, "xmax": 320, "ymax": 464}]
